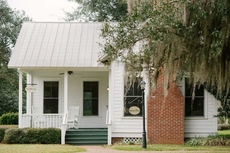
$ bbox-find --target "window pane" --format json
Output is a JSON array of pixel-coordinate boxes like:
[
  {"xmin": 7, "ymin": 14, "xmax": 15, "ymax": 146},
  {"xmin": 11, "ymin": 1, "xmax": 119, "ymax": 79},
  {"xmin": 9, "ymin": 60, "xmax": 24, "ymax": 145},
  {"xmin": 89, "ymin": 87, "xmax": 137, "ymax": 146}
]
[
  {"xmin": 185, "ymin": 98, "xmax": 204, "ymax": 116},
  {"xmin": 44, "ymin": 99, "xmax": 58, "ymax": 113},
  {"xmin": 184, "ymin": 78, "xmax": 204, "ymax": 117},
  {"xmin": 124, "ymin": 97, "xmax": 142, "ymax": 116},
  {"xmin": 44, "ymin": 81, "xmax": 59, "ymax": 114},
  {"xmin": 52, "ymin": 82, "xmax": 59, "ymax": 97},
  {"xmin": 124, "ymin": 78, "xmax": 143, "ymax": 117},
  {"xmin": 83, "ymin": 82, "xmax": 98, "ymax": 116}
]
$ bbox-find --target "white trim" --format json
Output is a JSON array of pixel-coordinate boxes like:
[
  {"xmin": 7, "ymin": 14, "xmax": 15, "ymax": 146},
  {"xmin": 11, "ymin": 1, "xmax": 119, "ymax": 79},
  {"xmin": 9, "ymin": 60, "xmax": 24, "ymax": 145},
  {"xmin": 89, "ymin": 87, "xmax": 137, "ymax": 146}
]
[
  {"xmin": 26, "ymin": 73, "xmax": 32, "ymax": 114},
  {"xmin": 112, "ymin": 132, "xmax": 142, "ymax": 138},
  {"xmin": 64, "ymin": 71, "xmax": 68, "ymax": 114},
  {"xmin": 18, "ymin": 70, "xmax": 23, "ymax": 128}
]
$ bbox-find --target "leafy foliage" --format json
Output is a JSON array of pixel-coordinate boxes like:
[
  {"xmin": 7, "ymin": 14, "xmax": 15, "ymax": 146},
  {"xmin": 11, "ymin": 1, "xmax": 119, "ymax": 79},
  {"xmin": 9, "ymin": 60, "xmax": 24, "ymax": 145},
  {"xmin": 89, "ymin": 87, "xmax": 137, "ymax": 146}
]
[
  {"xmin": 101, "ymin": 0, "xmax": 230, "ymax": 94},
  {"xmin": 66, "ymin": 0, "xmax": 127, "ymax": 21},
  {"xmin": 0, "ymin": 0, "xmax": 30, "ymax": 115},
  {"xmin": 4, "ymin": 128, "xmax": 61, "ymax": 144},
  {"xmin": 185, "ymin": 135, "xmax": 230, "ymax": 146},
  {"xmin": 0, "ymin": 128, "xmax": 7, "ymax": 142},
  {"xmin": 218, "ymin": 124, "xmax": 230, "ymax": 130},
  {"xmin": 0, "ymin": 112, "xmax": 18, "ymax": 125}
]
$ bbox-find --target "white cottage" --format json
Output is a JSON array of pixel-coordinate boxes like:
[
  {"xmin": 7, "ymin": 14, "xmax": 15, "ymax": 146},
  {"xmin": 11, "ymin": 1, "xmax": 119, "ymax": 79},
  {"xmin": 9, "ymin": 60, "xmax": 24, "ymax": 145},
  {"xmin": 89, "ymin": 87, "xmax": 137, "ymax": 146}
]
[{"xmin": 8, "ymin": 22, "xmax": 217, "ymax": 145}]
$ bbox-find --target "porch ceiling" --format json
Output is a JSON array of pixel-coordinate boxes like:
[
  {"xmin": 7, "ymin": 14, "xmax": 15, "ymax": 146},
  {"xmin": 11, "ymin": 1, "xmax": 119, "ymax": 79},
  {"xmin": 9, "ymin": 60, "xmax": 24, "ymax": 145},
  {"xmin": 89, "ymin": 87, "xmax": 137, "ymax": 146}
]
[{"xmin": 8, "ymin": 22, "xmax": 105, "ymax": 69}]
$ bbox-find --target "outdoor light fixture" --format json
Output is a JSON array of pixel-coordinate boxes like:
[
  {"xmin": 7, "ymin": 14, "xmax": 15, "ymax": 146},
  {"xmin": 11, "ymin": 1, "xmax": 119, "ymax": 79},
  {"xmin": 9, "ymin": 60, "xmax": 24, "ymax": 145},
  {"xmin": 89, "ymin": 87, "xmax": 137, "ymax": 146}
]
[
  {"xmin": 140, "ymin": 81, "xmax": 146, "ymax": 90},
  {"xmin": 140, "ymin": 80, "xmax": 147, "ymax": 149}
]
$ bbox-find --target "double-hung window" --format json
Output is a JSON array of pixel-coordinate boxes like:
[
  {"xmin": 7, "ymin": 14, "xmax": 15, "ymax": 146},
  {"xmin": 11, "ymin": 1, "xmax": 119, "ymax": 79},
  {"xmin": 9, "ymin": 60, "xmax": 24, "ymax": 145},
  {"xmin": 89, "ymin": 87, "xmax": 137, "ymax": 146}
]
[
  {"xmin": 43, "ymin": 81, "xmax": 59, "ymax": 114},
  {"xmin": 124, "ymin": 78, "xmax": 142, "ymax": 117},
  {"xmin": 184, "ymin": 78, "xmax": 204, "ymax": 117}
]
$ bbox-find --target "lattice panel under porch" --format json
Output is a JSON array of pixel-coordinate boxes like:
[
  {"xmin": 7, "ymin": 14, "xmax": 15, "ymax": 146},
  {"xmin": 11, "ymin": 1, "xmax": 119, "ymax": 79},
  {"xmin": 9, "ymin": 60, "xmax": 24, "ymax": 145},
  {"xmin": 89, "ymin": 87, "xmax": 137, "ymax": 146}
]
[{"xmin": 123, "ymin": 137, "xmax": 141, "ymax": 144}]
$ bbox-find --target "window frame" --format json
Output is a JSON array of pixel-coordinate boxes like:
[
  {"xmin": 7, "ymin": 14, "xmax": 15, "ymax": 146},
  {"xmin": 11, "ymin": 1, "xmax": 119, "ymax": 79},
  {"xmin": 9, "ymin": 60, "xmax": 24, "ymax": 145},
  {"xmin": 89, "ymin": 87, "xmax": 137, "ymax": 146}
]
[
  {"xmin": 83, "ymin": 81, "xmax": 99, "ymax": 116},
  {"xmin": 183, "ymin": 77, "xmax": 207, "ymax": 119},
  {"xmin": 81, "ymin": 78, "xmax": 101, "ymax": 118},
  {"xmin": 43, "ymin": 81, "xmax": 60, "ymax": 114},
  {"xmin": 123, "ymin": 77, "xmax": 143, "ymax": 117}
]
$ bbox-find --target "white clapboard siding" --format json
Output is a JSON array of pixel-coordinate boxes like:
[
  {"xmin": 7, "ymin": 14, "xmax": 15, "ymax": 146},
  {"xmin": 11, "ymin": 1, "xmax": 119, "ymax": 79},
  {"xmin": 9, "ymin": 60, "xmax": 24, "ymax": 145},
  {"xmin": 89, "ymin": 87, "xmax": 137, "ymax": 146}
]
[
  {"xmin": 29, "ymin": 70, "xmax": 108, "ymax": 128},
  {"xmin": 110, "ymin": 61, "xmax": 142, "ymax": 138}
]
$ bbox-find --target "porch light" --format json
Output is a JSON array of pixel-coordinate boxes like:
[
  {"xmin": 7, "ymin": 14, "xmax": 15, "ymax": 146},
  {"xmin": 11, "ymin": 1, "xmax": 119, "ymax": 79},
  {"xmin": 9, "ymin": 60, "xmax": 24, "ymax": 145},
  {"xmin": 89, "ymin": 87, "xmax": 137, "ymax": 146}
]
[
  {"xmin": 140, "ymin": 80, "xmax": 147, "ymax": 149},
  {"xmin": 140, "ymin": 80, "xmax": 146, "ymax": 90}
]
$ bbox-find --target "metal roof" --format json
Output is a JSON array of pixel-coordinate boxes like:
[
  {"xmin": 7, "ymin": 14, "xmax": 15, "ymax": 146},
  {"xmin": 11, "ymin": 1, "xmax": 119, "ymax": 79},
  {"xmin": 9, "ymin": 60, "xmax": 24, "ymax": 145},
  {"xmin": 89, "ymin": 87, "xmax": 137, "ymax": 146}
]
[{"xmin": 8, "ymin": 22, "xmax": 105, "ymax": 68}]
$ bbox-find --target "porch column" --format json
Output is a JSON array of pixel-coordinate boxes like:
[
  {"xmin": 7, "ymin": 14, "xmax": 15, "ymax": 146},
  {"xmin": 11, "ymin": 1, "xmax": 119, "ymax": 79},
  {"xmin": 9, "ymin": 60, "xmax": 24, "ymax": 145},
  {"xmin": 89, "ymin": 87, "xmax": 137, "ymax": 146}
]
[
  {"xmin": 18, "ymin": 70, "xmax": 23, "ymax": 128},
  {"xmin": 64, "ymin": 71, "xmax": 68, "ymax": 114},
  {"xmin": 26, "ymin": 73, "xmax": 32, "ymax": 114}
]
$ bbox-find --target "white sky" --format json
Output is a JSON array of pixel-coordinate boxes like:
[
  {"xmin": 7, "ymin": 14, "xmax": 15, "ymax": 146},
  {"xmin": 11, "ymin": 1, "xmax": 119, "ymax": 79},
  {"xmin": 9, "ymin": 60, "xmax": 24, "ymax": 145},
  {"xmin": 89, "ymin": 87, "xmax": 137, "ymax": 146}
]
[{"xmin": 7, "ymin": 0, "xmax": 77, "ymax": 21}]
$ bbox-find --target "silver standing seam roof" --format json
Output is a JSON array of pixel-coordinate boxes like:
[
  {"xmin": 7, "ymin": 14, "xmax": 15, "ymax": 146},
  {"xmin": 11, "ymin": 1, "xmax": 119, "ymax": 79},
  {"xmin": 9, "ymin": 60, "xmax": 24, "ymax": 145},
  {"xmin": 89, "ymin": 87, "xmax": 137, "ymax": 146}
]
[{"xmin": 8, "ymin": 22, "xmax": 105, "ymax": 68}]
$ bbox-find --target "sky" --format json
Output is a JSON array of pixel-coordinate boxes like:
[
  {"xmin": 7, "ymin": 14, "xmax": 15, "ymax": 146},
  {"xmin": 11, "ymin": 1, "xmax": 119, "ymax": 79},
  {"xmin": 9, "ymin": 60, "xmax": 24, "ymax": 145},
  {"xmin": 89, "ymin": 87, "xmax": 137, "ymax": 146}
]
[{"xmin": 7, "ymin": 0, "xmax": 77, "ymax": 21}]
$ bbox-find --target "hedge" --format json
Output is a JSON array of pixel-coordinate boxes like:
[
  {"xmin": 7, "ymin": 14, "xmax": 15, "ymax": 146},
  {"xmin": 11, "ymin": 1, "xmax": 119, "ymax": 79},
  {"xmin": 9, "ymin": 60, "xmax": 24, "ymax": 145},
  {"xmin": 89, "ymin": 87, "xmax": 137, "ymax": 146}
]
[
  {"xmin": 3, "ymin": 128, "xmax": 61, "ymax": 144},
  {"xmin": 0, "ymin": 112, "xmax": 18, "ymax": 125},
  {"xmin": 0, "ymin": 128, "xmax": 7, "ymax": 142}
]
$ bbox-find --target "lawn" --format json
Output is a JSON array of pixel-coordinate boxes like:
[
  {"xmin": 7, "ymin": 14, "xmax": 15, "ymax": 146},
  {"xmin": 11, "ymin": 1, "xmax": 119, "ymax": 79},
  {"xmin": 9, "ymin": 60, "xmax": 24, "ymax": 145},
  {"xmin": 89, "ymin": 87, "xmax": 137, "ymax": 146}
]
[
  {"xmin": 108, "ymin": 144, "xmax": 230, "ymax": 152},
  {"xmin": 218, "ymin": 129, "xmax": 230, "ymax": 136},
  {"xmin": 0, "ymin": 144, "xmax": 85, "ymax": 153}
]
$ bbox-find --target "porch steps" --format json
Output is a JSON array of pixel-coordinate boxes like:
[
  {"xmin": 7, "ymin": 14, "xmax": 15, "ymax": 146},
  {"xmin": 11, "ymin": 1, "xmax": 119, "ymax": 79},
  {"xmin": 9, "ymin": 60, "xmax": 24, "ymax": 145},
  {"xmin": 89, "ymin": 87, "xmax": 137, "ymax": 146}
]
[{"xmin": 65, "ymin": 128, "xmax": 108, "ymax": 145}]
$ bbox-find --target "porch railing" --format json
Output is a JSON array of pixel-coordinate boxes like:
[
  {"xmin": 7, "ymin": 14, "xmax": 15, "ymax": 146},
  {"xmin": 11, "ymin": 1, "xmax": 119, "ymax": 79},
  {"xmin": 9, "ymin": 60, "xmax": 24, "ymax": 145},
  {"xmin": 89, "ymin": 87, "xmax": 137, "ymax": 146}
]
[{"xmin": 22, "ymin": 114, "xmax": 63, "ymax": 129}]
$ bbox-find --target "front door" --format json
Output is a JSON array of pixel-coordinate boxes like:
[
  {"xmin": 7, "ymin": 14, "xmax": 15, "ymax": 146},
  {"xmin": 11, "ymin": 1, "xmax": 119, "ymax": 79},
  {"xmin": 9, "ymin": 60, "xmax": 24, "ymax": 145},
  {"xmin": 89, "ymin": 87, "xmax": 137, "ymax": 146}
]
[{"xmin": 83, "ymin": 81, "xmax": 99, "ymax": 116}]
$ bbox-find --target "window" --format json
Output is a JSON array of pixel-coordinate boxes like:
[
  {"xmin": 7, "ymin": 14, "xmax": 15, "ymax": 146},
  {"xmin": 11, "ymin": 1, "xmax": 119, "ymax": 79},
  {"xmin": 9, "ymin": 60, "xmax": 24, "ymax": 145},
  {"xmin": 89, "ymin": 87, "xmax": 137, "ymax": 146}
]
[
  {"xmin": 185, "ymin": 78, "xmax": 204, "ymax": 117},
  {"xmin": 83, "ymin": 82, "xmax": 98, "ymax": 116},
  {"xmin": 44, "ymin": 81, "xmax": 59, "ymax": 113},
  {"xmin": 124, "ymin": 78, "xmax": 142, "ymax": 117}
]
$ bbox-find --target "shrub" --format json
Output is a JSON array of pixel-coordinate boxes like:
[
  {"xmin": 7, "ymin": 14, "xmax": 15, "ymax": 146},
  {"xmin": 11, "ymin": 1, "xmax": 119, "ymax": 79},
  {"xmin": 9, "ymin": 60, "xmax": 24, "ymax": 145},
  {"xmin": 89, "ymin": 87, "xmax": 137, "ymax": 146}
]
[
  {"xmin": 0, "ymin": 128, "xmax": 7, "ymax": 142},
  {"xmin": 218, "ymin": 124, "xmax": 230, "ymax": 130},
  {"xmin": 4, "ymin": 128, "xmax": 61, "ymax": 144},
  {"xmin": 39, "ymin": 128, "xmax": 61, "ymax": 144},
  {"xmin": 4, "ymin": 128, "xmax": 25, "ymax": 144},
  {"xmin": 0, "ymin": 112, "xmax": 18, "ymax": 125},
  {"xmin": 185, "ymin": 135, "xmax": 230, "ymax": 146}
]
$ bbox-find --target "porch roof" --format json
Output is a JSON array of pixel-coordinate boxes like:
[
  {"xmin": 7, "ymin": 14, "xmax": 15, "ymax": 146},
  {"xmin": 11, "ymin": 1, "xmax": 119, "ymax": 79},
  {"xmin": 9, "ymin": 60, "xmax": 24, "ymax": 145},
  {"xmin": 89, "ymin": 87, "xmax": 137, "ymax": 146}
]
[{"xmin": 8, "ymin": 22, "xmax": 105, "ymax": 68}]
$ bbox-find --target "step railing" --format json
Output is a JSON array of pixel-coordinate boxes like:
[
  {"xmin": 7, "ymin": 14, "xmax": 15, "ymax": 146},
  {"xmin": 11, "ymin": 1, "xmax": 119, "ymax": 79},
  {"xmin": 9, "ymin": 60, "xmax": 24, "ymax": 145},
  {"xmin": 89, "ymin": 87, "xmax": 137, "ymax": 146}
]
[
  {"xmin": 61, "ymin": 111, "xmax": 68, "ymax": 145},
  {"xmin": 106, "ymin": 110, "xmax": 112, "ymax": 145}
]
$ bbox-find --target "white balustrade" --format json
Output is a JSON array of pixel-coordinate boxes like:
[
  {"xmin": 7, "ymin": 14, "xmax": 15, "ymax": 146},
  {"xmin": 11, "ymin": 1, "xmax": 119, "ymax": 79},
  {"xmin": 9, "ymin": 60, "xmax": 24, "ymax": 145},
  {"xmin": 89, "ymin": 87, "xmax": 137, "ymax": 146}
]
[{"xmin": 22, "ymin": 114, "xmax": 64, "ymax": 128}]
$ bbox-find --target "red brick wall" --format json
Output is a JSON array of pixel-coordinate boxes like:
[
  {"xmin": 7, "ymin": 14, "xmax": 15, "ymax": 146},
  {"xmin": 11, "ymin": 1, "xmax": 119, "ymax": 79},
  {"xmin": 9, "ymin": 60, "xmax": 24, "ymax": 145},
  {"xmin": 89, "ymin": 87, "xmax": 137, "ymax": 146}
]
[
  {"xmin": 112, "ymin": 137, "xmax": 123, "ymax": 144},
  {"xmin": 147, "ymin": 73, "xmax": 184, "ymax": 144}
]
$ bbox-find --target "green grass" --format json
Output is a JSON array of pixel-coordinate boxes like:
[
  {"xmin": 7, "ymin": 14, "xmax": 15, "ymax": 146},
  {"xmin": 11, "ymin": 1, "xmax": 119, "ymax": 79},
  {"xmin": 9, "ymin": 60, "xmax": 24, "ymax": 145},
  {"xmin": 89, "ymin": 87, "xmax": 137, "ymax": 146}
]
[
  {"xmin": 218, "ymin": 129, "xmax": 230, "ymax": 136},
  {"xmin": 0, "ymin": 144, "xmax": 85, "ymax": 153},
  {"xmin": 0, "ymin": 125, "xmax": 18, "ymax": 128},
  {"xmin": 108, "ymin": 144, "xmax": 230, "ymax": 152}
]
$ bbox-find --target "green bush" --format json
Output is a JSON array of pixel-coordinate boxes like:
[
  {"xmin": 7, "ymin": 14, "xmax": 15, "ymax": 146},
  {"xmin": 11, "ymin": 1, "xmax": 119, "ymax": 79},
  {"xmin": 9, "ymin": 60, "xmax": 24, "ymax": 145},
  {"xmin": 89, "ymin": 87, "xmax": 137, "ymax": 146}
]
[
  {"xmin": 4, "ymin": 128, "xmax": 61, "ymax": 144},
  {"xmin": 4, "ymin": 128, "xmax": 25, "ymax": 144},
  {"xmin": 0, "ymin": 128, "xmax": 7, "ymax": 142},
  {"xmin": 185, "ymin": 135, "xmax": 230, "ymax": 146},
  {"xmin": 218, "ymin": 124, "xmax": 230, "ymax": 130},
  {"xmin": 0, "ymin": 112, "xmax": 18, "ymax": 125}
]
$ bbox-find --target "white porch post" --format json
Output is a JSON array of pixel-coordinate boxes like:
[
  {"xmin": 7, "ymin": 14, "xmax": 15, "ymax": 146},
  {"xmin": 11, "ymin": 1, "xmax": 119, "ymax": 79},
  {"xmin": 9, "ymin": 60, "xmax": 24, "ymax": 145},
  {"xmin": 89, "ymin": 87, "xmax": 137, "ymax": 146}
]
[
  {"xmin": 61, "ymin": 71, "xmax": 68, "ymax": 145},
  {"xmin": 64, "ymin": 71, "xmax": 68, "ymax": 113},
  {"xmin": 26, "ymin": 73, "xmax": 32, "ymax": 114},
  {"xmin": 18, "ymin": 70, "xmax": 23, "ymax": 128}
]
